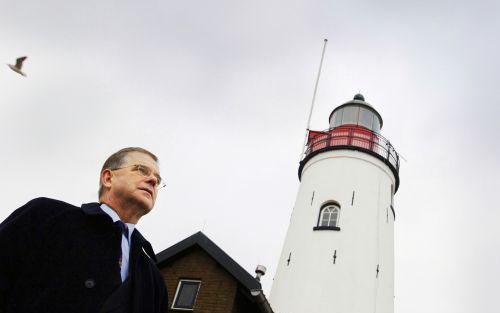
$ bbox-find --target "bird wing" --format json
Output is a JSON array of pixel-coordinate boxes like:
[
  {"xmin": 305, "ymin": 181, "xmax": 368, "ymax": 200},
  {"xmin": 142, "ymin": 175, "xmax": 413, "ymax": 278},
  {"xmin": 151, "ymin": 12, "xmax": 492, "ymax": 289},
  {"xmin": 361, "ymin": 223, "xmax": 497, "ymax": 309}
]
[
  {"xmin": 15, "ymin": 56, "xmax": 27, "ymax": 69},
  {"xmin": 7, "ymin": 64, "xmax": 26, "ymax": 76}
]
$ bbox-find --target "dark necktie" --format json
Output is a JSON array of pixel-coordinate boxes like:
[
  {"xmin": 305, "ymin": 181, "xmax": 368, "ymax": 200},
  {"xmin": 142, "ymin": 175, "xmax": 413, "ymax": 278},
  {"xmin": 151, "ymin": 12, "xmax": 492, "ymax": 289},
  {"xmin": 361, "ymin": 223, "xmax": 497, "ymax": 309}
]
[
  {"xmin": 116, "ymin": 221, "xmax": 129, "ymax": 270},
  {"xmin": 116, "ymin": 220, "xmax": 129, "ymax": 242}
]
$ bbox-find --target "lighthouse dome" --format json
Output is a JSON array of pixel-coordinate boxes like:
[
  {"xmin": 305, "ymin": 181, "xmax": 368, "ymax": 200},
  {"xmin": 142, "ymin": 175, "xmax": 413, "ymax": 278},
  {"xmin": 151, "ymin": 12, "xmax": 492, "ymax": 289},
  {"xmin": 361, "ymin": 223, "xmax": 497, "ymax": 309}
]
[{"xmin": 328, "ymin": 94, "xmax": 383, "ymax": 132}]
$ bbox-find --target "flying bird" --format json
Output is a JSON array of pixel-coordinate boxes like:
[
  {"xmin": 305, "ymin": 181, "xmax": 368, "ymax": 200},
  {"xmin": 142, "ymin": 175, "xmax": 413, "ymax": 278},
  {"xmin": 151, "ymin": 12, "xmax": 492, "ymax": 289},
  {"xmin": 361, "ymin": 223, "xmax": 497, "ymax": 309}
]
[{"xmin": 8, "ymin": 56, "xmax": 28, "ymax": 76}]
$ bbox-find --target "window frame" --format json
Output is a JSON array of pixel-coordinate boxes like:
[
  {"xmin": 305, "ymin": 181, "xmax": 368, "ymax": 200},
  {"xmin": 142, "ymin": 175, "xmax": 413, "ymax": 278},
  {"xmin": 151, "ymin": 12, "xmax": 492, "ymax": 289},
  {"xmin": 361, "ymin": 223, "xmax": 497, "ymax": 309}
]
[
  {"xmin": 171, "ymin": 279, "xmax": 202, "ymax": 311},
  {"xmin": 313, "ymin": 202, "xmax": 341, "ymax": 231}
]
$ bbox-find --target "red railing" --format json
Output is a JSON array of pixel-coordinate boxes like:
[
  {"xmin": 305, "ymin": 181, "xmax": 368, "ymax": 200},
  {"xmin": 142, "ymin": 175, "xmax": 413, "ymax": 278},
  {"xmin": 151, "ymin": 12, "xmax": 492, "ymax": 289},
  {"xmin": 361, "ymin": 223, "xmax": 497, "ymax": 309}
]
[{"xmin": 304, "ymin": 126, "xmax": 400, "ymax": 174}]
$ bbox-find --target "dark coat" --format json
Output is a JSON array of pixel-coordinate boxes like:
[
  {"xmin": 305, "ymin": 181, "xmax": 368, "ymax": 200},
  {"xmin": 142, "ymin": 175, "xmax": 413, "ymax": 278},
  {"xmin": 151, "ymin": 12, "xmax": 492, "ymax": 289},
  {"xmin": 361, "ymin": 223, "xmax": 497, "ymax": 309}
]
[{"xmin": 0, "ymin": 197, "xmax": 168, "ymax": 313}]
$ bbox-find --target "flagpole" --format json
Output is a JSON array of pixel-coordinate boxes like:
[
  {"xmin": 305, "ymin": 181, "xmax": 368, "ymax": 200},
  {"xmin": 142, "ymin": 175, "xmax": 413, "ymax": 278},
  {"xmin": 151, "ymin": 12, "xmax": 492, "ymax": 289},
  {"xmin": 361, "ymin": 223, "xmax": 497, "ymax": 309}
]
[{"xmin": 300, "ymin": 39, "xmax": 328, "ymax": 161}]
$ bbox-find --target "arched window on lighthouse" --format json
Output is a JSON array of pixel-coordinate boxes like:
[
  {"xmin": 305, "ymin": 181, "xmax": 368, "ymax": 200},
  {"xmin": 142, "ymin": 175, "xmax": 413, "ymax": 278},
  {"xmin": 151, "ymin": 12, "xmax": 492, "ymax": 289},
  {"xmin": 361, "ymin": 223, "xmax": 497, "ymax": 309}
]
[{"xmin": 314, "ymin": 202, "xmax": 341, "ymax": 231}]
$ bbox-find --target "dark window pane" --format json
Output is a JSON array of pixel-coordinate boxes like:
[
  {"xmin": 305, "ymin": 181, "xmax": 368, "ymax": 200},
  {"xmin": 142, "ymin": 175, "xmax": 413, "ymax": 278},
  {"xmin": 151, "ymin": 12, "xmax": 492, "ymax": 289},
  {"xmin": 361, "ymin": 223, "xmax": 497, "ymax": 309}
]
[
  {"xmin": 174, "ymin": 281, "xmax": 200, "ymax": 309},
  {"xmin": 342, "ymin": 106, "xmax": 358, "ymax": 125},
  {"xmin": 332, "ymin": 108, "xmax": 343, "ymax": 127},
  {"xmin": 372, "ymin": 117, "xmax": 381, "ymax": 133},
  {"xmin": 358, "ymin": 107, "xmax": 374, "ymax": 129},
  {"xmin": 321, "ymin": 210, "xmax": 330, "ymax": 225},
  {"xmin": 331, "ymin": 212, "xmax": 338, "ymax": 226}
]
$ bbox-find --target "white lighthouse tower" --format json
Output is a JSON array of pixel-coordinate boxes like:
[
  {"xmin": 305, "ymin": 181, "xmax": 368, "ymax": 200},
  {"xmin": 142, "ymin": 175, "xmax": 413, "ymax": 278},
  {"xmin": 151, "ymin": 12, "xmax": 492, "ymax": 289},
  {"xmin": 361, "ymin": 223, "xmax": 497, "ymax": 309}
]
[{"xmin": 270, "ymin": 94, "xmax": 400, "ymax": 313}]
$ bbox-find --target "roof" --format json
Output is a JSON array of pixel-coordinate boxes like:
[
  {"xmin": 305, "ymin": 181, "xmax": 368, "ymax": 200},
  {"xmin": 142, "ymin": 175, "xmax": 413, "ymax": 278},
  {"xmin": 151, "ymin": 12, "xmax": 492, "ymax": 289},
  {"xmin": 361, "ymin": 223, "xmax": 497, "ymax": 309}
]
[{"xmin": 156, "ymin": 231, "xmax": 262, "ymax": 291}]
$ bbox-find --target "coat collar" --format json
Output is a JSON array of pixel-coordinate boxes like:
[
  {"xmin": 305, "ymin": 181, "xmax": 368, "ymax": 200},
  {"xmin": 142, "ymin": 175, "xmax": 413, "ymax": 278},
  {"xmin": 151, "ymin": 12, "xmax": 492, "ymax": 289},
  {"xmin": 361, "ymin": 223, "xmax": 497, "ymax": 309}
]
[
  {"xmin": 81, "ymin": 202, "xmax": 109, "ymax": 217},
  {"xmin": 80, "ymin": 202, "xmax": 158, "ymax": 262}
]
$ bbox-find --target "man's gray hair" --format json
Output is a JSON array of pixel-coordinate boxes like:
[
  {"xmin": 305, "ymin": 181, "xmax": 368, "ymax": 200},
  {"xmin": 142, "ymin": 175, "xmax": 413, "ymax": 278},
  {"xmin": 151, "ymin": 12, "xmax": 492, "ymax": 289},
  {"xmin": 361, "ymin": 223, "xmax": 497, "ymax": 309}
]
[{"xmin": 98, "ymin": 147, "xmax": 158, "ymax": 197}]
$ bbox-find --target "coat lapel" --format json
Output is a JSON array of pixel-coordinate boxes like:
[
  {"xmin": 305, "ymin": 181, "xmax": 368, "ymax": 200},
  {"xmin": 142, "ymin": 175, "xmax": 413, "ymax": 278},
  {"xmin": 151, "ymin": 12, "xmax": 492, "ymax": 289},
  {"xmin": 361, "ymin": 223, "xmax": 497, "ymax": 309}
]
[{"xmin": 81, "ymin": 203, "xmax": 160, "ymax": 313}]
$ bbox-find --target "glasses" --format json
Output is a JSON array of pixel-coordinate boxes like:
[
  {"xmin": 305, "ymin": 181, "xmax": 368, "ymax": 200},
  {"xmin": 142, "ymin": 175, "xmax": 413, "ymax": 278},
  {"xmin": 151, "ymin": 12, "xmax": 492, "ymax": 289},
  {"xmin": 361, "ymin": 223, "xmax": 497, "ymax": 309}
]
[{"xmin": 110, "ymin": 164, "xmax": 166, "ymax": 190}]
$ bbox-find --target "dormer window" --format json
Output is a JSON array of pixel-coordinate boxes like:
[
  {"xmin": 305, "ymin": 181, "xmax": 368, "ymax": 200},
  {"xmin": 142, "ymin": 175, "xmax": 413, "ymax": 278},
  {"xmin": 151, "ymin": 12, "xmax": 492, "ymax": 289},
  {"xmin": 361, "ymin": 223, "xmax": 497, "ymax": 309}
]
[{"xmin": 313, "ymin": 202, "xmax": 341, "ymax": 231}]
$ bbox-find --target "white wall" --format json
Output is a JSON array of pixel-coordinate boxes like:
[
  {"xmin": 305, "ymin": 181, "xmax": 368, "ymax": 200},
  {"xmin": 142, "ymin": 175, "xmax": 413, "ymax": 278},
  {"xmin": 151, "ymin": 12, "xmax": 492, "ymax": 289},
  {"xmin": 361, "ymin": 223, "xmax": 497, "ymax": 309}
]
[{"xmin": 270, "ymin": 149, "xmax": 396, "ymax": 313}]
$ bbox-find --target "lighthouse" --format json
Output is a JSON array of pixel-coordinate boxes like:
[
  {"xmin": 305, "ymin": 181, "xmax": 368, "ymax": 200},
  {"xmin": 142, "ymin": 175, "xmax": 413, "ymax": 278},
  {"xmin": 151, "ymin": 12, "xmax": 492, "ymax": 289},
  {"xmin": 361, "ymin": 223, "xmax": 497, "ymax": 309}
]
[{"xmin": 269, "ymin": 94, "xmax": 400, "ymax": 313}]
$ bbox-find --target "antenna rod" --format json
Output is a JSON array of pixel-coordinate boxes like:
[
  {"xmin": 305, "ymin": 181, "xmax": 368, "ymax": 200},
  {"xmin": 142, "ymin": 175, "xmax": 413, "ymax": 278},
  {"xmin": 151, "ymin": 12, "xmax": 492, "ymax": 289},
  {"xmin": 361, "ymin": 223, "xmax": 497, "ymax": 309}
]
[{"xmin": 300, "ymin": 39, "xmax": 328, "ymax": 161}]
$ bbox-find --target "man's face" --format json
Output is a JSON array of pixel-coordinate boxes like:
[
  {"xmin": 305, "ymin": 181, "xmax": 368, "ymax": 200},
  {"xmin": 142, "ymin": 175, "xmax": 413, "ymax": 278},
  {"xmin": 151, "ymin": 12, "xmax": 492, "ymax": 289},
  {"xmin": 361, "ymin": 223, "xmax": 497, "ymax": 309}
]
[{"xmin": 108, "ymin": 151, "xmax": 161, "ymax": 215}]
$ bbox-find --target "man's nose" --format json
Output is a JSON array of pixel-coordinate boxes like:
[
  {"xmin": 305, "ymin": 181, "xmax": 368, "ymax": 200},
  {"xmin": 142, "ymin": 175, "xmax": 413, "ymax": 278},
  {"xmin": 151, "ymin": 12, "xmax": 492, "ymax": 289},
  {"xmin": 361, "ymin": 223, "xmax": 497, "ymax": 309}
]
[{"xmin": 145, "ymin": 175, "xmax": 159, "ymax": 188}]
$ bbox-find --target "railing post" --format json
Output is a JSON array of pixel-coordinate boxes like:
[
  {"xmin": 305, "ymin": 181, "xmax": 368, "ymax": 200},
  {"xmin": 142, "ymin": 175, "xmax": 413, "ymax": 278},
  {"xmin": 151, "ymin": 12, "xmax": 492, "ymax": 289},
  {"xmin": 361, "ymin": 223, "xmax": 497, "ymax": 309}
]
[
  {"xmin": 386, "ymin": 142, "xmax": 391, "ymax": 161},
  {"xmin": 327, "ymin": 130, "xmax": 332, "ymax": 149},
  {"xmin": 396, "ymin": 152, "xmax": 400, "ymax": 170}
]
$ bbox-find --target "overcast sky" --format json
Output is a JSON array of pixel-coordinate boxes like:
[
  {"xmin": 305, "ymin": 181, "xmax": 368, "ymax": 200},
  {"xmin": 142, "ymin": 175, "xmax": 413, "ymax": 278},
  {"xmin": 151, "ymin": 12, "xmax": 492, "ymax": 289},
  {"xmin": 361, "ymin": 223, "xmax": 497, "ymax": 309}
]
[{"xmin": 1, "ymin": 1, "xmax": 499, "ymax": 312}]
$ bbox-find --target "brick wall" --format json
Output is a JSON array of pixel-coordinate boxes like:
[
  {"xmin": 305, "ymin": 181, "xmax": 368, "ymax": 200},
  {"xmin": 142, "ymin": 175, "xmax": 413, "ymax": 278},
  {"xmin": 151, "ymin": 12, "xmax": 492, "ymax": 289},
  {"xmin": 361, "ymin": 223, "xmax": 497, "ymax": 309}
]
[{"xmin": 159, "ymin": 246, "xmax": 239, "ymax": 313}]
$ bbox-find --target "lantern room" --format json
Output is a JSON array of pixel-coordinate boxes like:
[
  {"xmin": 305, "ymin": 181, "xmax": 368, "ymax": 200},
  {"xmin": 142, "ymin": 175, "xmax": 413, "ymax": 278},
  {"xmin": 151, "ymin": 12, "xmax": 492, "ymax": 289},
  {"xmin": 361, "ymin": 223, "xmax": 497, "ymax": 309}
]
[
  {"xmin": 301, "ymin": 94, "xmax": 400, "ymax": 191},
  {"xmin": 329, "ymin": 93, "xmax": 383, "ymax": 132}
]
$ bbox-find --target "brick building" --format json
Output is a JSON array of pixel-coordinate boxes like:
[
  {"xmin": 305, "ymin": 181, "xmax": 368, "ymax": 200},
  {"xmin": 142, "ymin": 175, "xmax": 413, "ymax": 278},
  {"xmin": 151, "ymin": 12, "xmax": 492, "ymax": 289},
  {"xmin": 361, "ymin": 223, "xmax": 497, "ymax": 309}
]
[{"xmin": 156, "ymin": 232, "xmax": 273, "ymax": 313}]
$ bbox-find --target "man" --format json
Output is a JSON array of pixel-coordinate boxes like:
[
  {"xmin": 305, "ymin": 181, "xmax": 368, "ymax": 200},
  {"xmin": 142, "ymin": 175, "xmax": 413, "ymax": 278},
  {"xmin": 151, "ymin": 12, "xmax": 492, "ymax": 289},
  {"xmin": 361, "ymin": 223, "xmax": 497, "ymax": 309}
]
[{"xmin": 0, "ymin": 147, "xmax": 168, "ymax": 313}]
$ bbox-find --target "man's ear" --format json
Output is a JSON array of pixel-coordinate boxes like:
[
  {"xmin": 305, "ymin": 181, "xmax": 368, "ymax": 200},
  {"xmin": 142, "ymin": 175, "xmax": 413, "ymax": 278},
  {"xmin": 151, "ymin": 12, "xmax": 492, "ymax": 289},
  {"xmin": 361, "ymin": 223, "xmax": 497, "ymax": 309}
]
[{"xmin": 101, "ymin": 169, "xmax": 113, "ymax": 189}]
